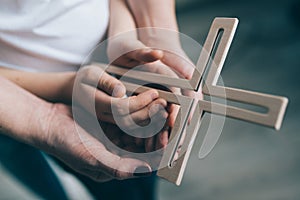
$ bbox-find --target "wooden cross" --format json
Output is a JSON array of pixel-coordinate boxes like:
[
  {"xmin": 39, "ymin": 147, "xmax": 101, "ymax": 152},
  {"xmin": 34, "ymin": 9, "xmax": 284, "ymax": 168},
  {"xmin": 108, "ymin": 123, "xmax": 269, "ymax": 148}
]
[{"xmin": 94, "ymin": 18, "xmax": 288, "ymax": 185}]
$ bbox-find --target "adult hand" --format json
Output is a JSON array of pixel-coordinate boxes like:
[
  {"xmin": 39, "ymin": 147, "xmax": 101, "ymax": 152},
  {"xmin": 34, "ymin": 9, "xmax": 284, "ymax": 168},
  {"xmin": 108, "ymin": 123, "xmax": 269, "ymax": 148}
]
[
  {"xmin": 42, "ymin": 103, "xmax": 155, "ymax": 181},
  {"xmin": 0, "ymin": 77, "xmax": 153, "ymax": 182},
  {"xmin": 137, "ymin": 28, "xmax": 195, "ymax": 79},
  {"xmin": 108, "ymin": 0, "xmax": 195, "ymax": 79},
  {"xmin": 107, "ymin": 32, "xmax": 164, "ymax": 68}
]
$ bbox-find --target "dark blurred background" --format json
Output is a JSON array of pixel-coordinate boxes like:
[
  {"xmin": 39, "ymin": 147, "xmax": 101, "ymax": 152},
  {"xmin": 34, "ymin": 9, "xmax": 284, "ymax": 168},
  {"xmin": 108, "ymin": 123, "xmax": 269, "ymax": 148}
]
[{"xmin": 158, "ymin": 0, "xmax": 300, "ymax": 200}]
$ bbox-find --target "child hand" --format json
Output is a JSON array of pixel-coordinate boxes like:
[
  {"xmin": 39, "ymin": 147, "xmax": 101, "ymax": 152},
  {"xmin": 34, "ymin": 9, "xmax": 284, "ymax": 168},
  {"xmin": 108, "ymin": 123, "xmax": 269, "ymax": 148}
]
[{"xmin": 73, "ymin": 65, "xmax": 168, "ymax": 130}]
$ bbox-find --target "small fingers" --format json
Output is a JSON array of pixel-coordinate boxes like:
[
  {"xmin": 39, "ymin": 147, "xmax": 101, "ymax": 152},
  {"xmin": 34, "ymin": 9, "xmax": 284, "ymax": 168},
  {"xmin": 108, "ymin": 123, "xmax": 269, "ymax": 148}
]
[
  {"xmin": 80, "ymin": 65, "xmax": 126, "ymax": 97},
  {"xmin": 98, "ymin": 71, "xmax": 126, "ymax": 98},
  {"xmin": 98, "ymin": 98, "xmax": 168, "ymax": 128},
  {"xmin": 112, "ymin": 89, "xmax": 159, "ymax": 115},
  {"xmin": 75, "ymin": 83, "xmax": 112, "ymax": 115},
  {"xmin": 129, "ymin": 98, "xmax": 168, "ymax": 126}
]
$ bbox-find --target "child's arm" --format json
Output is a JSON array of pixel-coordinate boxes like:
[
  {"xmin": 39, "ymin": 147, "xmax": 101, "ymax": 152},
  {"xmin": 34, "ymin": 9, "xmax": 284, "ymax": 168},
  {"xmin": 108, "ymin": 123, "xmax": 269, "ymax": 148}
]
[
  {"xmin": 0, "ymin": 66, "xmax": 168, "ymax": 130},
  {"xmin": 0, "ymin": 67, "xmax": 75, "ymax": 103}
]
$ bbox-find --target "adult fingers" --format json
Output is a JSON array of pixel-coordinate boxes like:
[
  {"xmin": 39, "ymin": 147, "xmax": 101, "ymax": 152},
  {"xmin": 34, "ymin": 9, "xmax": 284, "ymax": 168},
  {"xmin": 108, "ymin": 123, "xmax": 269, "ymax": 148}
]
[
  {"xmin": 97, "ymin": 150, "xmax": 152, "ymax": 179},
  {"xmin": 121, "ymin": 40, "xmax": 163, "ymax": 63},
  {"xmin": 161, "ymin": 51, "xmax": 195, "ymax": 80},
  {"xmin": 84, "ymin": 169, "xmax": 113, "ymax": 182},
  {"xmin": 77, "ymin": 126, "xmax": 153, "ymax": 179},
  {"xmin": 126, "ymin": 48, "xmax": 163, "ymax": 63},
  {"xmin": 110, "ymin": 39, "xmax": 163, "ymax": 67}
]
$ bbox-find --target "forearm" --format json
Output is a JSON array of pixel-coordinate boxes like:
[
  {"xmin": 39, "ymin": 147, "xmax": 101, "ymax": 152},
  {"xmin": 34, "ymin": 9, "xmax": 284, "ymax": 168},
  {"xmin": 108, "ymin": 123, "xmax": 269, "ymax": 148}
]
[
  {"xmin": 0, "ymin": 76, "xmax": 51, "ymax": 146},
  {"xmin": 126, "ymin": 0, "xmax": 181, "ymax": 48},
  {"xmin": 127, "ymin": 0, "xmax": 178, "ymax": 30},
  {"xmin": 0, "ymin": 67, "xmax": 75, "ymax": 103},
  {"xmin": 108, "ymin": 0, "xmax": 137, "ymax": 37}
]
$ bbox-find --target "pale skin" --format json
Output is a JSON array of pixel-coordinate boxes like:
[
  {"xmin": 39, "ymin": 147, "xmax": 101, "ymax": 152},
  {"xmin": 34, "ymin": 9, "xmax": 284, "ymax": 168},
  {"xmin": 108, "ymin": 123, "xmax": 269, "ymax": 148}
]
[
  {"xmin": 0, "ymin": 0, "xmax": 200, "ymax": 180},
  {"xmin": 0, "ymin": 77, "xmax": 152, "ymax": 181},
  {"xmin": 107, "ymin": 0, "xmax": 203, "ymax": 154},
  {"xmin": 108, "ymin": 0, "xmax": 202, "ymax": 113}
]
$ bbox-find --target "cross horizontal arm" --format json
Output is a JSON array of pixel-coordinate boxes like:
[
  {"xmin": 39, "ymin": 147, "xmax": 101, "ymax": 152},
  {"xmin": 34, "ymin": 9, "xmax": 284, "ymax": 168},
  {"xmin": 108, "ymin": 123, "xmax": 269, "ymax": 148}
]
[{"xmin": 202, "ymin": 86, "xmax": 288, "ymax": 130}]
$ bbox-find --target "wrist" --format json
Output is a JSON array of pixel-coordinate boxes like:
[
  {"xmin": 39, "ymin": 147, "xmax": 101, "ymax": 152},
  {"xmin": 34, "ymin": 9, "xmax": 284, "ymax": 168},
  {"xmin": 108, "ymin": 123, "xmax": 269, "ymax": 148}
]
[
  {"xmin": 28, "ymin": 101, "xmax": 55, "ymax": 151},
  {"xmin": 127, "ymin": 0, "xmax": 178, "ymax": 30},
  {"xmin": 6, "ymin": 93, "xmax": 54, "ymax": 150},
  {"xmin": 138, "ymin": 28, "xmax": 181, "ymax": 50},
  {"xmin": 55, "ymin": 72, "xmax": 76, "ymax": 104},
  {"xmin": 108, "ymin": 0, "xmax": 137, "ymax": 38}
]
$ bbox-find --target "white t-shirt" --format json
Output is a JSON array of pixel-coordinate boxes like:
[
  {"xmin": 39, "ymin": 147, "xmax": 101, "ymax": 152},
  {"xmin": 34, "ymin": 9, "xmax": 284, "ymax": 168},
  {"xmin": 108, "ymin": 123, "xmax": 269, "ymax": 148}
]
[
  {"xmin": 0, "ymin": 1, "xmax": 109, "ymax": 198},
  {"xmin": 0, "ymin": 0, "xmax": 109, "ymax": 72}
]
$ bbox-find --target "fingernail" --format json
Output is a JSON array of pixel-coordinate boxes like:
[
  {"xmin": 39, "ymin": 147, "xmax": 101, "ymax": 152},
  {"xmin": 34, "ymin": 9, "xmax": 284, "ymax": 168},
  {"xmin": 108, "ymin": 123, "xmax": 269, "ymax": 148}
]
[{"xmin": 133, "ymin": 166, "xmax": 152, "ymax": 177}]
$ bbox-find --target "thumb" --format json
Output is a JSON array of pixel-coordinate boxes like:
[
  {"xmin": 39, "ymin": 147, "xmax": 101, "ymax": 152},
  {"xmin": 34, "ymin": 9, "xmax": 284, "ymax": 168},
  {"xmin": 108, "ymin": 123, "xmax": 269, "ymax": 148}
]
[
  {"xmin": 94, "ymin": 144, "xmax": 153, "ymax": 179},
  {"xmin": 73, "ymin": 122, "xmax": 152, "ymax": 180}
]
